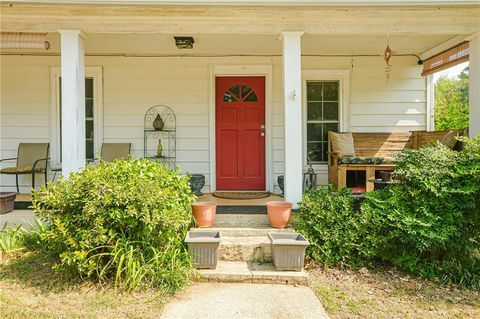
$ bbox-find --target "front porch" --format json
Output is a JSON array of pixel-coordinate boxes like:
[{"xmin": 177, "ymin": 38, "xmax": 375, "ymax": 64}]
[{"xmin": 1, "ymin": 2, "xmax": 479, "ymax": 206}]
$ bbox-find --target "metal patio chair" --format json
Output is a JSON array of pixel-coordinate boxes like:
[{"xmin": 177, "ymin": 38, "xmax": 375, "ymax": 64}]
[{"xmin": 0, "ymin": 143, "xmax": 49, "ymax": 192}]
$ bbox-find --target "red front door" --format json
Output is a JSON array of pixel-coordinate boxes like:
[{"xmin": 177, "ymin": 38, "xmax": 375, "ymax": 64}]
[{"xmin": 216, "ymin": 76, "xmax": 266, "ymax": 190}]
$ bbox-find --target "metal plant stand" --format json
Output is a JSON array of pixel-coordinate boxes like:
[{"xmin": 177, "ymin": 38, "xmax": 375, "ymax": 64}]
[{"xmin": 144, "ymin": 105, "xmax": 176, "ymax": 168}]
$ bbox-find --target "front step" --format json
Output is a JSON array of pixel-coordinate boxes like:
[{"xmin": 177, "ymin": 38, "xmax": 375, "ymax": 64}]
[
  {"xmin": 195, "ymin": 261, "xmax": 308, "ymax": 286},
  {"xmin": 191, "ymin": 226, "xmax": 295, "ymax": 237},
  {"xmin": 191, "ymin": 227, "xmax": 296, "ymax": 262},
  {"xmin": 214, "ymin": 214, "xmax": 271, "ymax": 227}
]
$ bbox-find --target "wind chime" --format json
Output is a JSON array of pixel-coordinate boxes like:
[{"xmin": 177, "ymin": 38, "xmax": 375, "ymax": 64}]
[{"xmin": 382, "ymin": 36, "xmax": 394, "ymax": 83}]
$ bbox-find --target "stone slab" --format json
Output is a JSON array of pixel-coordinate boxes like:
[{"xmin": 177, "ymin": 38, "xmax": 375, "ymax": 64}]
[
  {"xmin": 196, "ymin": 261, "xmax": 308, "ymax": 286},
  {"xmin": 160, "ymin": 283, "xmax": 329, "ymax": 319}
]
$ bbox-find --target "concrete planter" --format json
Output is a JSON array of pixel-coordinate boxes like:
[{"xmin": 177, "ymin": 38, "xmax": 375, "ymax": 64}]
[
  {"xmin": 0, "ymin": 192, "xmax": 17, "ymax": 214},
  {"xmin": 185, "ymin": 230, "xmax": 222, "ymax": 269},
  {"xmin": 268, "ymin": 233, "xmax": 310, "ymax": 271}
]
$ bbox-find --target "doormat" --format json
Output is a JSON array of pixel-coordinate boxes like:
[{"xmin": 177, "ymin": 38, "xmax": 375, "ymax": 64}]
[{"xmin": 212, "ymin": 191, "xmax": 270, "ymax": 200}]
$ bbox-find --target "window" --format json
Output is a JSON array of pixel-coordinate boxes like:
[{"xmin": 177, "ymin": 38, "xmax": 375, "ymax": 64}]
[
  {"xmin": 223, "ymin": 84, "xmax": 258, "ymax": 102},
  {"xmin": 58, "ymin": 78, "xmax": 95, "ymax": 160},
  {"xmin": 306, "ymin": 80, "xmax": 340, "ymax": 163},
  {"xmin": 50, "ymin": 67, "xmax": 103, "ymax": 165}
]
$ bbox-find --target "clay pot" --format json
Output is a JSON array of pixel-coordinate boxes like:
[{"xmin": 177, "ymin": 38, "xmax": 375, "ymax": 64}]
[
  {"xmin": 266, "ymin": 201, "xmax": 293, "ymax": 228},
  {"xmin": 191, "ymin": 202, "xmax": 217, "ymax": 228}
]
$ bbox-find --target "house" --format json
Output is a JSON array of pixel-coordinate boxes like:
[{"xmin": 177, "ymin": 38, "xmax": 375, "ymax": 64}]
[{"xmin": 1, "ymin": 0, "xmax": 479, "ymax": 206}]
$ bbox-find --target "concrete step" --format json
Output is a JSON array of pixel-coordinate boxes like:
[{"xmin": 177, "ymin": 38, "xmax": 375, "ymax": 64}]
[
  {"xmin": 219, "ymin": 236, "xmax": 271, "ymax": 262},
  {"xmin": 195, "ymin": 261, "xmax": 308, "ymax": 286},
  {"xmin": 191, "ymin": 226, "xmax": 295, "ymax": 237},
  {"xmin": 214, "ymin": 214, "xmax": 273, "ymax": 227}
]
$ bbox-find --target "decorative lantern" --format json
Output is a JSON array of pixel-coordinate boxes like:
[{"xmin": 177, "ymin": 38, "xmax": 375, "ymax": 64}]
[{"xmin": 303, "ymin": 165, "xmax": 318, "ymax": 191}]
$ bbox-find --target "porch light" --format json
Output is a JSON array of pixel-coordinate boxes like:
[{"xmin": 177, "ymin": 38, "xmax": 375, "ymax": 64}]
[
  {"xmin": 0, "ymin": 32, "xmax": 50, "ymax": 49},
  {"xmin": 174, "ymin": 36, "xmax": 195, "ymax": 49}
]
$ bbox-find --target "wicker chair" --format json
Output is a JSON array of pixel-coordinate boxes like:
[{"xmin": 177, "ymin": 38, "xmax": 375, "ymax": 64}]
[{"xmin": 0, "ymin": 143, "xmax": 49, "ymax": 192}]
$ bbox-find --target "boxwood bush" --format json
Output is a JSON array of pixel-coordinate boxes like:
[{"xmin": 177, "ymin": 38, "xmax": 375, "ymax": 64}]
[
  {"xmin": 295, "ymin": 137, "xmax": 480, "ymax": 289},
  {"xmin": 32, "ymin": 158, "xmax": 195, "ymax": 292}
]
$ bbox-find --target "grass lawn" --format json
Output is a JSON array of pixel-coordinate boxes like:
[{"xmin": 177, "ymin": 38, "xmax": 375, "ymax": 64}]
[
  {"xmin": 308, "ymin": 265, "xmax": 480, "ymax": 319},
  {"xmin": 0, "ymin": 252, "xmax": 167, "ymax": 319}
]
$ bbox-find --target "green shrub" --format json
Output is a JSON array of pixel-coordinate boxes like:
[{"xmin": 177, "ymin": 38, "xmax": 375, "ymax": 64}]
[
  {"xmin": 32, "ymin": 158, "xmax": 195, "ymax": 292},
  {"xmin": 362, "ymin": 138, "xmax": 480, "ymax": 288},
  {"xmin": 296, "ymin": 137, "xmax": 480, "ymax": 288},
  {"xmin": 295, "ymin": 187, "xmax": 383, "ymax": 268}
]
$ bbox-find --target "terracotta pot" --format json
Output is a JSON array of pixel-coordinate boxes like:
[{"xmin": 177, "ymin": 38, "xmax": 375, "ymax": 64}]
[
  {"xmin": 191, "ymin": 202, "xmax": 217, "ymax": 228},
  {"xmin": 266, "ymin": 201, "xmax": 293, "ymax": 228}
]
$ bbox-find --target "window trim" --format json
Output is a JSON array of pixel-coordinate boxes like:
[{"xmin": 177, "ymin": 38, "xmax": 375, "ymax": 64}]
[
  {"xmin": 50, "ymin": 66, "xmax": 103, "ymax": 166},
  {"xmin": 302, "ymin": 69, "xmax": 350, "ymax": 169}
]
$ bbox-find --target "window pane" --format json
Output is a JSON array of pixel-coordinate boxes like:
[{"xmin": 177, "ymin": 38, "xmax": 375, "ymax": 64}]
[
  {"xmin": 85, "ymin": 99, "xmax": 94, "ymax": 118},
  {"xmin": 323, "ymin": 81, "xmax": 339, "ymax": 101},
  {"xmin": 85, "ymin": 78, "xmax": 94, "ymax": 98},
  {"xmin": 307, "ymin": 82, "xmax": 322, "ymax": 101},
  {"xmin": 323, "ymin": 102, "xmax": 339, "ymax": 121},
  {"xmin": 244, "ymin": 91, "xmax": 258, "ymax": 102},
  {"xmin": 307, "ymin": 102, "xmax": 322, "ymax": 120},
  {"xmin": 223, "ymin": 92, "xmax": 234, "ymax": 102},
  {"xmin": 86, "ymin": 120, "xmax": 94, "ymax": 139},
  {"xmin": 86, "ymin": 139, "xmax": 94, "ymax": 160},
  {"xmin": 307, "ymin": 142, "xmax": 322, "ymax": 162},
  {"xmin": 323, "ymin": 123, "xmax": 339, "ymax": 140},
  {"xmin": 307, "ymin": 123, "xmax": 322, "ymax": 142}
]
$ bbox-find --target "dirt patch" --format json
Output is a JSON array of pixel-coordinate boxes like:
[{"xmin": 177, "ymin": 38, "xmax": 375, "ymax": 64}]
[{"xmin": 308, "ymin": 265, "xmax": 480, "ymax": 319}]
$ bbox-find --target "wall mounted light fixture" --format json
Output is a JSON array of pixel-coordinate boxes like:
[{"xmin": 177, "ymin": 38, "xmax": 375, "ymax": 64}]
[{"xmin": 174, "ymin": 36, "xmax": 194, "ymax": 49}]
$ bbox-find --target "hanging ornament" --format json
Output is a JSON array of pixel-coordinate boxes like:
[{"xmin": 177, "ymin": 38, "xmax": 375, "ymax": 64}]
[{"xmin": 382, "ymin": 37, "xmax": 395, "ymax": 84}]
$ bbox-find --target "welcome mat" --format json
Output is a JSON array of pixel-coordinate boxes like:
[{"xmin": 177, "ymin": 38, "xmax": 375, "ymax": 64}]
[{"xmin": 212, "ymin": 191, "xmax": 270, "ymax": 200}]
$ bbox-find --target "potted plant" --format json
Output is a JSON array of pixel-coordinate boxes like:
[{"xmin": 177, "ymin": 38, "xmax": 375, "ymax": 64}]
[
  {"xmin": 0, "ymin": 192, "xmax": 17, "ymax": 214},
  {"xmin": 268, "ymin": 232, "xmax": 310, "ymax": 271},
  {"xmin": 189, "ymin": 174, "xmax": 205, "ymax": 196},
  {"xmin": 266, "ymin": 201, "xmax": 293, "ymax": 228},
  {"xmin": 191, "ymin": 202, "xmax": 217, "ymax": 228},
  {"xmin": 185, "ymin": 230, "xmax": 222, "ymax": 269}
]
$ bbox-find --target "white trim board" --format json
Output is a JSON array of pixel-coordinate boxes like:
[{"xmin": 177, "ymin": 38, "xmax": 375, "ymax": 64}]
[
  {"xmin": 50, "ymin": 66, "xmax": 104, "ymax": 166},
  {"xmin": 208, "ymin": 64, "xmax": 274, "ymax": 192}
]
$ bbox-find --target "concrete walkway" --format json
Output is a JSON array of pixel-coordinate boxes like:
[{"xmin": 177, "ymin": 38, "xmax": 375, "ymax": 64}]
[{"xmin": 160, "ymin": 283, "xmax": 329, "ymax": 319}]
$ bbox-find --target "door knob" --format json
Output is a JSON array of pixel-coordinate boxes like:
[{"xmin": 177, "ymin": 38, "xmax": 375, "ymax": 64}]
[
  {"xmin": 261, "ymin": 132, "xmax": 265, "ymax": 137},
  {"xmin": 260, "ymin": 124, "xmax": 265, "ymax": 129}
]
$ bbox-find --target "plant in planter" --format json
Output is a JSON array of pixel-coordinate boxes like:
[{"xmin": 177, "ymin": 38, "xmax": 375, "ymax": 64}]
[
  {"xmin": 191, "ymin": 202, "xmax": 217, "ymax": 228},
  {"xmin": 189, "ymin": 174, "xmax": 205, "ymax": 196},
  {"xmin": 266, "ymin": 201, "xmax": 293, "ymax": 228}
]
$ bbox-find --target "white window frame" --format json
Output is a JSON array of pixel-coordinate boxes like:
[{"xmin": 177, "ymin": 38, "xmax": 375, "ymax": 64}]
[
  {"xmin": 302, "ymin": 69, "xmax": 350, "ymax": 171},
  {"xmin": 50, "ymin": 66, "xmax": 103, "ymax": 166}
]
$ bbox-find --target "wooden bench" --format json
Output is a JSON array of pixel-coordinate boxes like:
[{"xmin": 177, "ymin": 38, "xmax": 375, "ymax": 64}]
[{"xmin": 328, "ymin": 129, "xmax": 464, "ymax": 191}]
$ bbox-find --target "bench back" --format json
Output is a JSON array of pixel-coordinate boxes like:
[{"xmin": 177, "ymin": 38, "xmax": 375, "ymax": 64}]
[
  {"xmin": 351, "ymin": 132, "xmax": 414, "ymax": 158},
  {"xmin": 414, "ymin": 129, "xmax": 463, "ymax": 149}
]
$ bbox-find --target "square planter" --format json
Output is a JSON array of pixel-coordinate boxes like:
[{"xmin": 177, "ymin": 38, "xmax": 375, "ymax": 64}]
[
  {"xmin": 0, "ymin": 192, "xmax": 17, "ymax": 214},
  {"xmin": 268, "ymin": 233, "xmax": 310, "ymax": 271},
  {"xmin": 185, "ymin": 230, "xmax": 222, "ymax": 269}
]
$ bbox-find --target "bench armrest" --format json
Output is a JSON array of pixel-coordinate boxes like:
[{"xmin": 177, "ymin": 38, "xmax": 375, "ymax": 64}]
[{"xmin": 327, "ymin": 151, "xmax": 340, "ymax": 166}]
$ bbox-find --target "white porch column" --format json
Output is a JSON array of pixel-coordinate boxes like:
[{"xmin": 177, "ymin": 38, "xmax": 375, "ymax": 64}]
[
  {"xmin": 469, "ymin": 34, "xmax": 480, "ymax": 137},
  {"xmin": 59, "ymin": 30, "xmax": 86, "ymax": 177},
  {"xmin": 282, "ymin": 32, "xmax": 304, "ymax": 206}
]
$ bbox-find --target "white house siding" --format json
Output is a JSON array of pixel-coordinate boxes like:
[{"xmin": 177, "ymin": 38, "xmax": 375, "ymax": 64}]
[{"xmin": 0, "ymin": 55, "xmax": 425, "ymax": 193}]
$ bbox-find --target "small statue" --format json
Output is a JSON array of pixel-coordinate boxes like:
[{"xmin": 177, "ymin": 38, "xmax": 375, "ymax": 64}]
[
  {"xmin": 153, "ymin": 113, "xmax": 164, "ymax": 131},
  {"xmin": 156, "ymin": 139, "xmax": 163, "ymax": 157}
]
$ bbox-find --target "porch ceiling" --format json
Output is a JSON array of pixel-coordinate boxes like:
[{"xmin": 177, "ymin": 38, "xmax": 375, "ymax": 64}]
[
  {"xmin": 0, "ymin": 32, "xmax": 468, "ymax": 57},
  {"xmin": 1, "ymin": 3, "xmax": 479, "ymax": 35}
]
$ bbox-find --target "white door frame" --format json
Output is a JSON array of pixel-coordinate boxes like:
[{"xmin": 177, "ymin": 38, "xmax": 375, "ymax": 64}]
[{"xmin": 208, "ymin": 64, "xmax": 274, "ymax": 192}]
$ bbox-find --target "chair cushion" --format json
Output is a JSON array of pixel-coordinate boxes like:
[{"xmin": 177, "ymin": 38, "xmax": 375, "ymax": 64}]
[
  {"xmin": 338, "ymin": 156, "xmax": 394, "ymax": 165},
  {"xmin": 440, "ymin": 130, "xmax": 458, "ymax": 149},
  {"xmin": 329, "ymin": 132, "xmax": 355, "ymax": 157},
  {"xmin": 0, "ymin": 165, "xmax": 44, "ymax": 174}
]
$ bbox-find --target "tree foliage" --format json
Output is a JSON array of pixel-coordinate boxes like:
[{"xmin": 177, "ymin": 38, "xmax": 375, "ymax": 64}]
[{"xmin": 434, "ymin": 67, "xmax": 469, "ymax": 130}]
